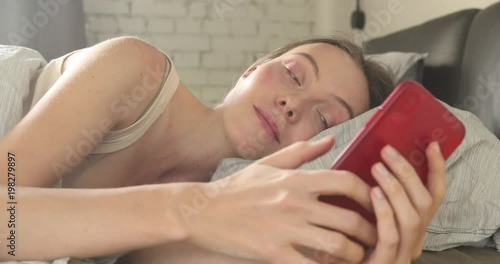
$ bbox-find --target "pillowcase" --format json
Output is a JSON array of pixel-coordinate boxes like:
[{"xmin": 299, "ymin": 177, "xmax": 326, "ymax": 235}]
[
  {"xmin": 366, "ymin": 51, "xmax": 427, "ymax": 84},
  {"xmin": 0, "ymin": 45, "xmax": 47, "ymax": 138},
  {"xmin": 211, "ymin": 102, "xmax": 500, "ymax": 252}
]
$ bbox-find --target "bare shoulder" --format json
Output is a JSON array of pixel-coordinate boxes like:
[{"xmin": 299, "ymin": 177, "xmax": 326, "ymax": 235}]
[
  {"xmin": 0, "ymin": 37, "xmax": 171, "ymax": 187},
  {"xmin": 64, "ymin": 36, "xmax": 172, "ymax": 130},
  {"xmin": 64, "ymin": 37, "xmax": 169, "ymax": 74}
]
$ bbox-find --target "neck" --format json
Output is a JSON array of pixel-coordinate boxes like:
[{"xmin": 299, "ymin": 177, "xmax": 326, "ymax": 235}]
[
  {"xmin": 144, "ymin": 86, "xmax": 238, "ymax": 184},
  {"xmin": 164, "ymin": 107, "xmax": 236, "ymax": 182}
]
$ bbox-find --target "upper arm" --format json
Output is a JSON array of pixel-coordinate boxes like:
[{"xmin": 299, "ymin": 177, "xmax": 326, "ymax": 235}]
[{"xmin": 0, "ymin": 37, "xmax": 168, "ymax": 187}]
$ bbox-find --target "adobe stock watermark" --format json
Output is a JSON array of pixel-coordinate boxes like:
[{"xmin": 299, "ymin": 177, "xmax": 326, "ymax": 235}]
[
  {"xmin": 385, "ymin": 89, "xmax": 464, "ymax": 168},
  {"xmin": 407, "ymin": 123, "xmax": 462, "ymax": 167},
  {"xmin": 455, "ymin": 61, "xmax": 500, "ymax": 113},
  {"xmin": 177, "ymin": 175, "xmax": 233, "ymax": 224},
  {"xmin": 354, "ymin": 0, "xmax": 413, "ymax": 43},
  {"xmin": 212, "ymin": 0, "xmax": 247, "ymax": 20},
  {"xmin": 445, "ymin": 60, "xmax": 500, "ymax": 174},
  {"xmin": 7, "ymin": 0, "xmax": 71, "ymax": 46},
  {"xmin": 50, "ymin": 63, "xmax": 165, "ymax": 179},
  {"xmin": 424, "ymin": 59, "xmax": 500, "ymax": 162}
]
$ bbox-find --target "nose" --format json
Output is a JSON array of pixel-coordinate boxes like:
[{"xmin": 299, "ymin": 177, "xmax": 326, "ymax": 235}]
[{"xmin": 277, "ymin": 99, "xmax": 299, "ymax": 124}]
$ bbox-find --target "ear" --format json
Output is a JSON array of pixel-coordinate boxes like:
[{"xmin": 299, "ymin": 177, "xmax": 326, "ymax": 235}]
[{"xmin": 241, "ymin": 66, "xmax": 257, "ymax": 79}]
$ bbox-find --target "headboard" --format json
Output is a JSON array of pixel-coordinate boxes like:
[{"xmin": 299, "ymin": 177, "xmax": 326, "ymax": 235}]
[{"xmin": 366, "ymin": 9, "xmax": 479, "ymax": 106}]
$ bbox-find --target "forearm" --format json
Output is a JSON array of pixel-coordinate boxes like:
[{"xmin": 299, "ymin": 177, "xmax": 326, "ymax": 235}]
[
  {"xmin": 117, "ymin": 241, "xmax": 264, "ymax": 264},
  {"xmin": 0, "ymin": 184, "xmax": 190, "ymax": 261}
]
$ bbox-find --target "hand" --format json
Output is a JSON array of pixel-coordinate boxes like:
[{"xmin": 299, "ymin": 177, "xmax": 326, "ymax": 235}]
[
  {"xmin": 363, "ymin": 142, "xmax": 446, "ymax": 263},
  {"xmin": 179, "ymin": 136, "xmax": 378, "ymax": 264}
]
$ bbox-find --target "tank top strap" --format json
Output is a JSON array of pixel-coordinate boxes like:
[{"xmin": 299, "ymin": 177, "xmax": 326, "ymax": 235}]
[{"xmin": 90, "ymin": 53, "xmax": 179, "ymax": 154}]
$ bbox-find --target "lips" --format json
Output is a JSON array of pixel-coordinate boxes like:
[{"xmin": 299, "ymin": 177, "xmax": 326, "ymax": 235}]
[{"xmin": 253, "ymin": 105, "xmax": 280, "ymax": 143}]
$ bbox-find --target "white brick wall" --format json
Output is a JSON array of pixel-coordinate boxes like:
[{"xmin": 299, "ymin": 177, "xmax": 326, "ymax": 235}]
[{"xmin": 84, "ymin": 0, "xmax": 315, "ymax": 105}]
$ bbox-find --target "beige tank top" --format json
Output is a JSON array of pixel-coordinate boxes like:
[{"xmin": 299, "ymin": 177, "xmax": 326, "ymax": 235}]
[
  {"xmin": 31, "ymin": 48, "xmax": 179, "ymax": 189},
  {"xmin": 31, "ymin": 48, "xmax": 179, "ymax": 154}
]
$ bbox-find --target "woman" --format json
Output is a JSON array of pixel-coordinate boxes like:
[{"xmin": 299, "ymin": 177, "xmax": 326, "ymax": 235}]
[{"xmin": 0, "ymin": 36, "xmax": 446, "ymax": 264}]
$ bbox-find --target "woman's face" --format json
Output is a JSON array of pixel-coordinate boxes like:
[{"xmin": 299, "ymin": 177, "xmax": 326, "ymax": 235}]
[{"xmin": 222, "ymin": 43, "xmax": 370, "ymax": 159}]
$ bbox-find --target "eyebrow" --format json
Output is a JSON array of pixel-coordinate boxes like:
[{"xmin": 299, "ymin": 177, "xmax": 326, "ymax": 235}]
[
  {"xmin": 332, "ymin": 94, "xmax": 355, "ymax": 120},
  {"xmin": 295, "ymin": 52, "xmax": 319, "ymax": 80}
]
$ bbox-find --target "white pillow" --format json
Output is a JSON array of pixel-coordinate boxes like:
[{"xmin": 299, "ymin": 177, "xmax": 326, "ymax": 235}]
[
  {"xmin": 366, "ymin": 51, "xmax": 428, "ymax": 84},
  {"xmin": 0, "ymin": 45, "xmax": 47, "ymax": 138},
  {"xmin": 212, "ymin": 102, "xmax": 500, "ymax": 252}
]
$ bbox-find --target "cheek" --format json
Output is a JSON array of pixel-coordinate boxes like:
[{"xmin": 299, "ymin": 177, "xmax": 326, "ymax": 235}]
[
  {"xmin": 227, "ymin": 67, "xmax": 277, "ymax": 103},
  {"xmin": 247, "ymin": 64, "xmax": 282, "ymax": 89},
  {"xmin": 285, "ymin": 123, "xmax": 319, "ymax": 146}
]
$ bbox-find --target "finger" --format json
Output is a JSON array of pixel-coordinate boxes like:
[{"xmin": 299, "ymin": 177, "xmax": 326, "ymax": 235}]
[
  {"xmin": 256, "ymin": 136, "xmax": 335, "ymax": 169},
  {"xmin": 371, "ymin": 162, "xmax": 418, "ymax": 261},
  {"xmin": 411, "ymin": 142, "xmax": 446, "ymax": 259},
  {"xmin": 367, "ymin": 187, "xmax": 399, "ymax": 263},
  {"xmin": 380, "ymin": 145, "xmax": 432, "ymax": 212},
  {"xmin": 305, "ymin": 199, "xmax": 377, "ymax": 247},
  {"xmin": 425, "ymin": 142, "xmax": 447, "ymax": 207},
  {"xmin": 294, "ymin": 226, "xmax": 365, "ymax": 263},
  {"xmin": 303, "ymin": 170, "xmax": 373, "ymax": 212},
  {"xmin": 372, "ymin": 162, "xmax": 420, "ymax": 222}
]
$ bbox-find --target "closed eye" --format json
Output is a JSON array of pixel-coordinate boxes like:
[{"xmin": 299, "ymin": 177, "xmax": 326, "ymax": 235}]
[
  {"xmin": 316, "ymin": 109, "xmax": 328, "ymax": 129},
  {"xmin": 286, "ymin": 67, "xmax": 301, "ymax": 86}
]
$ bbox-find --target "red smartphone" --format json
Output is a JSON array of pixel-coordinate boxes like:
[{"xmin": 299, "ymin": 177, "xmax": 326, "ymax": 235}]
[{"xmin": 319, "ymin": 81, "xmax": 465, "ymax": 224}]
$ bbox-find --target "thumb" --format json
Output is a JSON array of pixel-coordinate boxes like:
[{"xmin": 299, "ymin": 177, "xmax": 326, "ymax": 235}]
[{"xmin": 256, "ymin": 136, "xmax": 335, "ymax": 169}]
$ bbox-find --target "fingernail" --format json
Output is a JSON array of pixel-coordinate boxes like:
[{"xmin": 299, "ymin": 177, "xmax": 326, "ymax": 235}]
[
  {"xmin": 433, "ymin": 142, "xmax": 441, "ymax": 154},
  {"xmin": 317, "ymin": 136, "xmax": 331, "ymax": 143},
  {"xmin": 318, "ymin": 136, "xmax": 335, "ymax": 146},
  {"xmin": 375, "ymin": 162, "xmax": 389, "ymax": 177},
  {"xmin": 374, "ymin": 187, "xmax": 384, "ymax": 200},
  {"xmin": 384, "ymin": 145, "xmax": 399, "ymax": 159}
]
